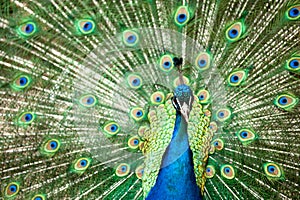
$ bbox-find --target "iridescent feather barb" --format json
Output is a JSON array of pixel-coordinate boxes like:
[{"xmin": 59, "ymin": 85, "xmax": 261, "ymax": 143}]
[{"xmin": 0, "ymin": 0, "xmax": 300, "ymax": 199}]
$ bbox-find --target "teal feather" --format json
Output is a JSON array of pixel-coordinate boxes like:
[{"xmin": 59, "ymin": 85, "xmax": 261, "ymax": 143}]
[{"xmin": 0, "ymin": 0, "xmax": 300, "ymax": 199}]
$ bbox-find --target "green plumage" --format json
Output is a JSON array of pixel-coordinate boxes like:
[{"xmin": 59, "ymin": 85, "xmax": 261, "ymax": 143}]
[{"xmin": 0, "ymin": 0, "xmax": 300, "ymax": 199}]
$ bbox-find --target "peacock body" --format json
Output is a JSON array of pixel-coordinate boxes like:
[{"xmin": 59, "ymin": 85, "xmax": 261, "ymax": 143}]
[{"xmin": 0, "ymin": 0, "xmax": 300, "ymax": 199}]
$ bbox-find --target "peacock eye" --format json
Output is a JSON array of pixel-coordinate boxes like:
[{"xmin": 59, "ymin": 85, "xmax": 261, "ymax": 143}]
[
  {"xmin": 17, "ymin": 112, "xmax": 35, "ymax": 125},
  {"xmin": 11, "ymin": 74, "xmax": 32, "ymax": 91},
  {"xmin": 78, "ymin": 94, "xmax": 97, "ymax": 108},
  {"xmin": 122, "ymin": 30, "xmax": 139, "ymax": 47},
  {"xmin": 205, "ymin": 165, "xmax": 215, "ymax": 178},
  {"xmin": 209, "ymin": 122, "xmax": 218, "ymax": 132},
  {"xmin": 126, "ymin": 73, "xmax": 143, "ymax": 89},
  {"xmin": 174, "ymin": 6, "xmax": 190, "ymax": 26},
  {"xmin": 32, "ymin": 194, "xmax": 46, "ymax": 200},
  {"xmin": 46, "ymin": 138, "xmax": 60, "ymax": 151},
  {"xmin": 130, "ymin": 107, "xmax": 145, "ymax": 122},
  {"xmin": 212, "ymin": 138, "xmax": 224, "ymax": 151},
  {"xmin": 225, "ymin": 22, "xmax": 245, "ymax": 42},
  {"xmin": 17, "ymin": 22, "xmax": 37, "ymax": 37},
  {"xmin": 286, "ymin": 5, "xmax": 300, "ymax": 20},
  {"xmin": 221, "ymin": 165, "xmax": 235, "ymax": 179},
  {"xmin": 236, "ymin": 129, "xmax": 257, "ymax": 145},
  {"xmin": 273, "ymin": 93, "xmax": 298, "ymax": 110},
  {"xmin": 150, "ymin": 91, "xmax": 165, "ymax": 105},
  {"xmin": 159, "ymin": 54, "xmax": 174, "ymax": 72},
  {"xmin": 115, "ymin": 163, "xmax": 130, "ymax": 177},
  {"xmin": 195, "ymin": 52, "xmax": 212, "ymax": 71},
  {"xmin": 197, "ymin": 89, "xmax": 211, "ymax": 104},
  {"xmin": 40, "ymin": 139, "xmax": 60, "ymax": 156},
  {"xmin": 5, "ymin": 182, "xmax": 20, "ymax": 198},
  {"xmin": 70, "ymin": 157, "xmax": 92, "ymax": 174},
  {"xmin": 286, "ymin": 57, "xmax": 300, "ymax": 72},
  {"xmin": 263, "ymin": 163, "xmax": 283, "ymax": 179},
  {"xmin": 227, "ymin": 70, "xmax": 247, "ymax": 86},
  {"xmin": 103, "ymin": 122, "xmax": 120, "ymax": 137},
  {"xmin": 135, "ymin": 165, "xmax": 144, "ymax": 179},
  {"xmin": 216, "ymin": 108, "xmax": 232, "ymax": 122},
  {"xmin": 77, "ymin": 19, "xmax": 95, "ymax": 34},
  {"xmin": 128, "ymin": 136, "xmax": 141, "ymax": 150}
]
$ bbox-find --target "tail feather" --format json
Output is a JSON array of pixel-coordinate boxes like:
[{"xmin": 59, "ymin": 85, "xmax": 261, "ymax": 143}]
[{"xmin": 0, "ymin": 0, "xmax": 300, "ymax": 199}]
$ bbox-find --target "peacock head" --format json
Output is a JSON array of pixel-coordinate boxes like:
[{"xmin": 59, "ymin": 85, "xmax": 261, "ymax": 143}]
[{"xmin": 172, "ymin": 84, "xmax": 194, "ymax": 123}]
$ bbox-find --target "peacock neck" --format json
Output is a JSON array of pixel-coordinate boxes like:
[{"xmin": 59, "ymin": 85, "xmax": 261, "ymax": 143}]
[
  {"xmin": 146, "ymin": 112, "xmax": 202, "ymax": 200},
  {"xmin": 161, "ymin": 112, "xmax": 190, "ymax": 168}
]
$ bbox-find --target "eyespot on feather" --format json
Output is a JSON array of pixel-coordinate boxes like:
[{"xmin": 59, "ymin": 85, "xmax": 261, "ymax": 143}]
[
  {"xmin": 216, "ymin": 108, "xmax": 232, "ymax": 122},
  {"xmin": 236, "ymin": 129, "xmax": 257, "ymax": 145},
  {"xmin": 197, "ymin": 89, "xmax": 211, "ymax": 104},
  {"xmin": 205, "ymin": 165, "xmax": 215, "ymax": 178},
  {"xmin": 32, "ymin": 194, "xmax": 46, "ymax": 200},
  {"xmin": 17, "ymin": 21, "xmax": 37, "ymax": 37},
  {"xmin": 212, "ymin": 138, "xmax": 224, "ymax": 151},
  {"xmin": 225, "ymin": 21, "xmax": 246, "ymax": 42},
  {"xmin": 273, "ymin": 93, "xmax": 298, "ymax": 111},
  {"xmin": 78, "ymin": 94, "xmax": 97, "ymax": 108},
  {"xmin": 17, "ymin": 112, "xmax": 35, "ymax": 126},
  {"xmin": 135, "ymin": 165, "xmax": 144, "ymax": 179},
  {"xmin": 11, "ymin": 74, "xmax": 32, "ymax": 91},
  {"xmin": 5, "ymin": 182, "xmax": 20, "ymax": 198},
  {"xmin": 285, "ymin": 5, "xmax": 300, "ymax": 20},
  {"xmin": 263, "ymin": 162, "xmax": 284, "ymax": 179},
  {"xmin": 70, "ymin": 157, "xmax": 92, "ymax": 174},
  {"xmin": 285, "ymin": 56, "xmax": 300, "ymax": 72},
  {"xmin": 115, "ymin": 163, "xmax": 130, "ymax": 177},
  {"xmin": 227, "ymin": 70, "xmax": 247, "ymax": 86},
  {"xmin": 128, "ymin": 136, "xmax": 141, "ymax": 150},
  {"xmin": 130, "ymin": 107, "xmax": 145, "ymax": 122},
  {"xmin": 209, "ymin": 122, "xmax": 218, "ymax": 133},
  {"xmin": 102, "ymin": 121, "xmax": 120, "ymax": 137},
  {"xmin": 150, "ymin": 91, "xmax": 165, "ymax": 105},
  {"xmin": 40, "ymin": 139, "xmax": 61, "ymax": 156},
  {"xmin": 195, "ymin": 52, "xmax": 211, "ymax": 71},
  {"xmin": 122, "ymin": 30, "xmax": 139, "ymax": 47},
  {"xmin": 203, "ymin": 109, "xmax": 212, "ymax": 118},
  {"xmin": 126, "ymin": 73, "xmax": 143, "ymax": 89},
  {"xmin": 138, "ymin": 125, "xmax": 148, "ymax": 138},
  {"xmin": 76, "ymin": 19, "xmax": 96, "ymax": 34},
  {"xmin": 174, "ymin": 6, "xmax": 191, "ymax": 26},
  {"xmin": 221, "ymin": 165, "xmax": 235, "ymax": 179},
  {"xmin": 159, "ymin": 54, "xmax": 174, "ymax": 72}
]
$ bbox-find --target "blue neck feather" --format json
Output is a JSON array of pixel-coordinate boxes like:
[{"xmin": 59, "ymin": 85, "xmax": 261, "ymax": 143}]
[{"xmin": 146, "ymin": 112, "xmax": 202, "ymax": 200}]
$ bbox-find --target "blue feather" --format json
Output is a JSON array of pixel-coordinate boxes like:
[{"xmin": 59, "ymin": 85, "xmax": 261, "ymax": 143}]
[{"xmin": 146, "ymin": 112, "xmax": 202, "ymax": 200}]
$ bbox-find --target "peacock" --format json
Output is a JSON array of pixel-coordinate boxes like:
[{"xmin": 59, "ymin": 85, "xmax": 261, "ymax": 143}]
[{"xmin": 0, "ymin": 0, "xmax": 300, "ymax": 199}]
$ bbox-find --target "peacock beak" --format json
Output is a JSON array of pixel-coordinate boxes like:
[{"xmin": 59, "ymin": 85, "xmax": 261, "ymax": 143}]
[{"xmin": 180, "ymin": 102, "xmax": 190, "ymax": 123}]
